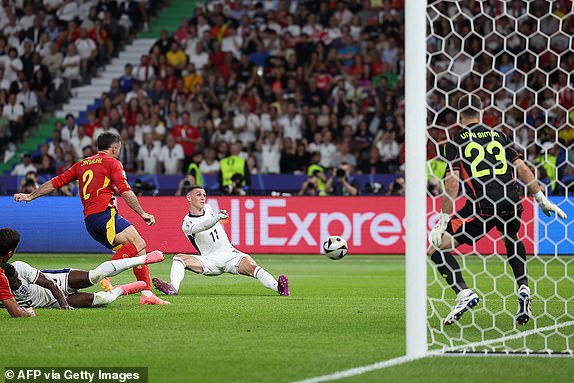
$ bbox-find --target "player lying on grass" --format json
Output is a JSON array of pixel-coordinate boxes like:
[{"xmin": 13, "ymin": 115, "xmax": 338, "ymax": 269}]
[
  {"xmin": 152, "ymin": 185, "xmax": 290, "ymax": 297},
  {"xmin": 0, "ymin": 250, "xmax": 164, "ymax": 309},
  {"xmin": 0, "ymin": 228, "xmax": 35, "ymax": 317},
  {"xmin": 428, "ymin": 94, "xmax": 567, "ymax": 326}
]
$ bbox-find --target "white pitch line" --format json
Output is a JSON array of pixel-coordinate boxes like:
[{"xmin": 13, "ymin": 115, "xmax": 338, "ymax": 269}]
[
  {"xmin": 441, "ymin": 320, "xmax": 574, "ymax": 353},
  {"xmin": 291, "ymin": 321, "xmax": 574, "ymax": 383},
  {"xmin": 290, "ymin": 355, "xmax": 424, "ymax": 383}
]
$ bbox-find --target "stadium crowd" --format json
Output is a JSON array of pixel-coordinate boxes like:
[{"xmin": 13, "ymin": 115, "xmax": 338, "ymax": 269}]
[
  {"xmin": 0, "ymin": 0, "xmax": 162, "ymax": 164},
  {"xmin": 8, "ymin": 0, "xmax": 408, "ymax": 196},
  {"xmin": 4, "ymin": 0, "xmax": 574, "ymax": 197}
]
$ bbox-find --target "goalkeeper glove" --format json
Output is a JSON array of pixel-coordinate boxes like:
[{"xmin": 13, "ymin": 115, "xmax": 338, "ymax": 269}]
[
  {"xmin": 534, "ymin": 191, "xmax": 567, "ymax": 219},
  {"xmin": 429, "ymin": 212, "xmax": 450, "ymax": 248}
]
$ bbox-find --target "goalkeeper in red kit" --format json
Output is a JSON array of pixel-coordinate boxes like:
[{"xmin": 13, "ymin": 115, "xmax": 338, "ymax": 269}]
[{"xmin": 14, "ymin": 132, "xmax": 169, "ymax": 305}]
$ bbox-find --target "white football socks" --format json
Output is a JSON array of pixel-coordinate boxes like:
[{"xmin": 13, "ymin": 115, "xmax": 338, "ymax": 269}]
[
  {"xmin": 91, "ymin": 288, "xmax": 123, "ymax": 306},
  {"xmin": 170, "ymin": 257, "xmax": 186, "ymax": 292},
  {"xmin": 254, "ymin": 266, "xmax": 278, "ymax": 292},
  {"xmin": 88, "ymin": 255, "xmax": 147, "ymax": 284}
]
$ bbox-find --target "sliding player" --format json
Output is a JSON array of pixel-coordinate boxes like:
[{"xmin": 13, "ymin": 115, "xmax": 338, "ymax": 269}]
[
  {"xmin": 0, "ymin": 250, "xmax": 164, "ymax": 309},
  {"xmin": 152, "ymin": 185, "xmax": 290, "ymax": 296},
  {"xmin": 14, "ymin": 132, "xmax": 169, "ymax": 305}
]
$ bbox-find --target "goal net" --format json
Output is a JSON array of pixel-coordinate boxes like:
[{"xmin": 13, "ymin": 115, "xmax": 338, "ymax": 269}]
[{"xmin": 426, "ymin": 0, "xmax": 573, "ymax": 354}]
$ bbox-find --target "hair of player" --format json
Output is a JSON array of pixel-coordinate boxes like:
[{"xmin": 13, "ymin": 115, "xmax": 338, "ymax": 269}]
[
  {"xmin": 97, "ymin": 132, "xmax": 121, "ymax": 151},
  {"xmin": 0, "ymin": 228, "xmax": 20, "ymax": 257},
  {"xmin": 0, "ymin": 262, "xmax": 15, "ymax": 279},
  {"xmin": 185, "ymin": 185, "xmax": 205, "ymax": 196},
  {"xmin": 458, "ymin": 93, "xmax": 482, "ymax": 119}
]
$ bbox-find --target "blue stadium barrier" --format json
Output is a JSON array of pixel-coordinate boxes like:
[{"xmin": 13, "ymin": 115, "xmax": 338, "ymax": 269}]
[
  {"xmin": 538, "ymin": 197, "xmax": 574, "ymax": 255},
  {"xmin": 0, "ymin": 196, "xmax": 107, "ymax": 253},
  {"xmin": 0, "ymin": 195, "xmax": 570, "ymax": 254},
  {"xmin": 0, "ymin": 174, "xmax": 398, "ymax": 195}
]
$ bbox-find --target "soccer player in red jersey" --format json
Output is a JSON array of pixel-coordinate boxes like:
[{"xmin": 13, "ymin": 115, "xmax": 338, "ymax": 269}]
[
  {"xmin": 0, "ymin": 228, "xmax": 36, "ymax": 317},
  {"xmin": 14, "ymin": 132, "xmax": 169, "ymax": 305}
]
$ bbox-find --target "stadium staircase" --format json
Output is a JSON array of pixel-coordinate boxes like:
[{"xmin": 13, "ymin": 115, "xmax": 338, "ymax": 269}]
[{"xmin": 0, "ymin": 0, "xmax": 196, "ymax": 175}]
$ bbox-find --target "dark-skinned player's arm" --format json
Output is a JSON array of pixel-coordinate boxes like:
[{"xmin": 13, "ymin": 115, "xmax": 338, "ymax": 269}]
[
  {"xmin": 2, "ymin": 298, "xmax": 36, "ymax": 317},
  {"xmin": 34, "ymin": 272, "xmax": 73, "ymax": 310},
  {"xmin": 513, "ymin": 158, "xmax": 567, "ymax": 219}
]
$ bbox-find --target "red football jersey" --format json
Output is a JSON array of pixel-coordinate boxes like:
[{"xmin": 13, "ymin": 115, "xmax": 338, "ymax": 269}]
[
  {"xmin": 52, "ymin": 152, "xmax": 132, "ymax": 218},
  {"xmin": 0, "ymin": 268, "xmax": 13, "ymax": 301}
]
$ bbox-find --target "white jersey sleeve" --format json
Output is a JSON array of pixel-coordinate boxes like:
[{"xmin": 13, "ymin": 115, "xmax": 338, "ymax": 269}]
[
  {"xmin": 182, "ymin": 204, "xmax": 234, "ymax": 256},
  {"xmin": 10, "ymin": 261, "xmax": 59, "ymax": 308}
]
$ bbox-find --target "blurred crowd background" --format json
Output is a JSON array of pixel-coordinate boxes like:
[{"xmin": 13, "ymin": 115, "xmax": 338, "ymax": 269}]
[{"xmin": 2, "ymin": 0, "xmax": 573, "ymax": 197}]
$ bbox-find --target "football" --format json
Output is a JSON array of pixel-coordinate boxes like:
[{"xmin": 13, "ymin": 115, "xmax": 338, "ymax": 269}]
[{"xmin": 322, "ymin": 235, "xmax": 348, "ymax": 260}]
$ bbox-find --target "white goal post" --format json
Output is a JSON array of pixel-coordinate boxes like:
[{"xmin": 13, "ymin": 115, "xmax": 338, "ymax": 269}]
[{"xmin": 411, "ymin": 0, "xmax": 574, "ymax": 357}]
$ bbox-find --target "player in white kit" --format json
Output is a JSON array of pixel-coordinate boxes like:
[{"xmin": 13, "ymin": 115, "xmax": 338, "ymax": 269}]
[
  {"xmin": 0, "ymin": 250, "xmax": 164, "ymax": 309},
  {"xmin": 152, "ymin": 185, "xmax": 290, "ymax": 296}
]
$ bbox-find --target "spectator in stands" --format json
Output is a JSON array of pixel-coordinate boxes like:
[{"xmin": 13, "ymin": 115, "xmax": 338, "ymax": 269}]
[
  {"xmin": 159, "ymin": 133, "xmax": 184, "ymax": 175},
  {"xmin": 319, "ymin": 130, "xmax": 337, "ymax": 168},
  {"xmin": 16, "ymin": 80, "xmax": 38, "ymax": 122},
  {"xmin": 3, "ymin": 93, "xmax": 24, "ymax": 141},
  {"xmin": 70, "ymin": 125, "xmax": 91, "ymax": 160},
  {"xmin": 279, "ymin": 101, "xmax": 303, "ymax": 142},
  {"xmin": 375, "ymin": 130, "xmax": 400, "ymax": 173},
  {"xmin": 119, "ymin": 127, "xmax": 140, "ymax": 174},
  {"xmin": 199, "ymin": 147, "xmax": 220, "ymax": 175},
  {"xmin": 11, "ymin": 153, "xmax": 37, "ymax": 176},
  {"xmin": 189, "ymin": 42, "xmax": 209, "ymax": 72},
  {"xmin": 32, "ymin": 143, "xmax": 52, "ymax": 166},
  {"xmin": 166, "ymin": 41, "xmax": 187, "ymax": 73},
  {"xmin": 256, "ymin": 130, "xmax": 282, "ymax": 174},
  {"xmin": 93, "ymin": 115, "xmax": 120, "ymax": 141},
  {"xmin": 353, "ymin": 120, "xmax": 374, "ymax": 161},
  {"xmin": 134, "ymin": 55, "xmax": 155, "ymax": 83},
  {"xmin": 37, "ymin": 153, "xmax": 56, "ymax": 175},
  {"xmin": 62, "ymin": 44, "xmax": 81, "ymax": 86},
  {"xmin": 43, "ymin": 42, "xmax": 64, "ymax": 77},
  {"xmin": 5, "ymin": 47, "xmax": 22, "ymax": 83},
  {"xmin": 60, "ymin": 113, "xmax": 77, "ymax": 143},
  {"xmin": 137, "ymin": 133, "xmax": 161, "ymax": 175},
  {"xmin": 119, "ymin": 64, "xmax": 135, "ymax": 94},
  {"xmin": 151, "ymin": 29, "xmax": 175, "ymax": 56},
  {"xmin": 359, "ymin": 147, "xmax": 387, "ymax": 175},
  {"xmin": 335, "ymin": 142, "xmax": 357, "ymax": 167}
]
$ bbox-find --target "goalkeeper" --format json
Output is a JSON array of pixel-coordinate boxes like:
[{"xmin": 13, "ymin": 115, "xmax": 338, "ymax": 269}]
[{"xmin": 428, "ymin": 94, "xmax": 567, "ymax": 326}]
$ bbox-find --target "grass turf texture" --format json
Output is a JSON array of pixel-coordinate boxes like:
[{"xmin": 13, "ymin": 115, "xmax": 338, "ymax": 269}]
[{"xmin": 0, "ymin": 254, "xmax": 572, "ymax": 383}]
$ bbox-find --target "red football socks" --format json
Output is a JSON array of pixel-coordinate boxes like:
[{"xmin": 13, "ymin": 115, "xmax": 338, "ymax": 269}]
[
  {"xmin": 133, "ymin": 265, "xmax": 151, "ymax": 290},
  {"xmin": 112, "ymin": 243, "xmax": 138, "ymax": 260}
]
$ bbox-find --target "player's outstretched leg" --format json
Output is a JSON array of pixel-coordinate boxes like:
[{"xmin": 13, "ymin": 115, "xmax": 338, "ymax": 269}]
[
  {"xmin": 89, "ymin": 250, "xmax": 165, "ymax": 286},
  {"xmin": 444, "ymin": 289, "xmax": 479, "ymax": 325},
  {"xmin": 90, "ymin": 281, "xmax": 147, "ymax": 307},
  {"xmin": 515, "ymin": 285, "xmax": 531, "ymax": 325}
]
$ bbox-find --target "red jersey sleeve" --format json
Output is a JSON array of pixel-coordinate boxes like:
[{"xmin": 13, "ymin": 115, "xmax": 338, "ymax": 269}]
[
  {"xmin": 111, "ymin": 159, "xmax": 132, "ymax": 195},
  {"xmin": 0, "ymin": 269, "xmax": 13, "ymax": 301},
  {"xmin": 52, "ymin": 161, "xmax": 79, "ymax": 189}
]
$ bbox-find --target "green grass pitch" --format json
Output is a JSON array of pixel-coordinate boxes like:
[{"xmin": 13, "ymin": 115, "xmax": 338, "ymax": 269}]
[{"xmin": 1, "ymin": 254, "xmax": 573, "ymax": 383}]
